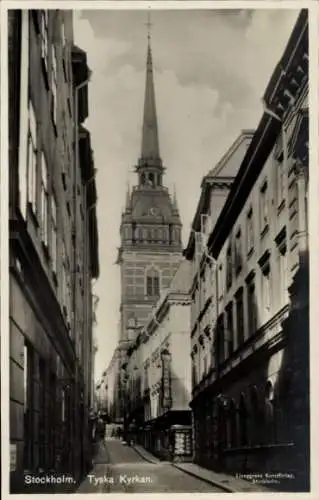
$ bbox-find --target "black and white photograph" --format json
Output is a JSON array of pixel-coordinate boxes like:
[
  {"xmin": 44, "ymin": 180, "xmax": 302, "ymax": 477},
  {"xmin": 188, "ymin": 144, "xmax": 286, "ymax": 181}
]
[{"xmin": 3, "ymin": 1, "xmax": 312, "ymax": 495}]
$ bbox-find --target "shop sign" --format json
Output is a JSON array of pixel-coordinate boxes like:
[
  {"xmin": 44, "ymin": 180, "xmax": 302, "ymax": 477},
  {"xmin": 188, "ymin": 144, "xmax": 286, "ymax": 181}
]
[
  {"xmin": 10, "ymin": 443, "xmax": 17, "ymax": 472},
  {"xmin": 161, "ymin": 352, "xmax": 172, "ymax": 409}
]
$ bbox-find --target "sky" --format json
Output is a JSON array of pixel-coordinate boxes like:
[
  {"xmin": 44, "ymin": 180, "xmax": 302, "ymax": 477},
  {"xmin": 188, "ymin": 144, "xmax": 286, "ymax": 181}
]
[{"xmin": 73, "ymin": 7, "xmax": 300, "ymax": 382}]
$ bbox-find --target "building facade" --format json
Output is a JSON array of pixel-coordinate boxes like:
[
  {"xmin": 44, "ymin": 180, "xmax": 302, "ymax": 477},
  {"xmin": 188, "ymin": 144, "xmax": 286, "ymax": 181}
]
[
  {"xmin": 8, "ymin": 10, "xmax": 99, "ymax": 491},
  {"xmin": 110, "ymin": 32, "xmax": 183, "ymax": 422},
  {"xmin": 187, "ymin": 11, "xmax": 308, "ymax": 491},
  {"xmin": 123, "ymin": 260, "xmax": 193, "ymax": 461},
  {"xmin": 184, "ymin": 130, "xmax": 254, "ymax": 398}
]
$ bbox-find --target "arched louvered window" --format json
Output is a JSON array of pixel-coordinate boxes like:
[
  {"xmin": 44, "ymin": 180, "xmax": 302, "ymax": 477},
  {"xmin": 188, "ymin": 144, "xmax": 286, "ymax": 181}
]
[{"xmin": 146, "ymin": 267, "xmax": 160, "ymax": 297}]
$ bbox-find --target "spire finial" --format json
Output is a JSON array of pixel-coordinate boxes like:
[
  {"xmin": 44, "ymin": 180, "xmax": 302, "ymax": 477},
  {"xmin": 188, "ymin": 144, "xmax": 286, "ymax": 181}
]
[
  {"xmin": 146, "ymin": 8, "xmax": 152, "ymax": 43},
  {"xmin": 139, "ymin": 8, "xmax": 161, "ymax": 167}
]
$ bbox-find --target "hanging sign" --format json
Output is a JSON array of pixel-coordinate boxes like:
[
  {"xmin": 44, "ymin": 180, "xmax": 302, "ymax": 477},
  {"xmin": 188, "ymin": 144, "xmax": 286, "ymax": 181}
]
[
  {"xmin": 161, "ymin": 351, "xmax": 172, "ymax": 409},
  {"xmin": 10, "ymin": 443, "xmax": 17, "ymax": 472}
]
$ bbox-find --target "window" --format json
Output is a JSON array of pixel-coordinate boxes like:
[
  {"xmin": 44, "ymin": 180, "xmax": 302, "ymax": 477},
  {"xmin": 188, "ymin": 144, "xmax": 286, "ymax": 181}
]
[
  {"xmin": 124, "ymin": 226, "xmax": 130, "ymax": 240},
  {"xmin": 61, "ymin": 19, "xmax": 66, "ymax": 47},
  {"xmin": 24, "ymin": 343, "xmax": 34, "ymax": 469},
  {"xmin": 239, "ymin": 394, "xmax": 248, "ymax": 446},
  {"xmin": 258, "ymin": 251, "xmax": 271, "ymax": 319},
  {"xmin": 260, "ymin": 181, "xmax": 269, "ymax": 231},
  {"xmin": 246, "ymin": 275, "xmax": 257, "ymax": 336},
  {"xmin": 61, "ymin": 242, "xmax": 67, "ymax": 314},
  {"xmin": 229, "ymin": 400, "xmax": 237, "ymax": 448},
  {"xmin": 276, "ymin": 156, "xmax": 285, "ymax": 206},
  {"xmin": 276, "ymin": 229, "xmax": 288, "ymax": 306},
  {"xmin": 41, "ymin": 153, "xmax": 49, "ymax": 246},
  {"xmin": 236, "ymin": 289, "xmax": 244, "ymax": 347},
  {"xmin": 146, "ymin": 267, "xmax": 160, "ymax": 297},
  {"xmin": 27, "ymin": 101, "xmax": 38, "ymax": 213},
  {"xmin": 51, "ymin": 193, "xmax": 57, "ymax": 274},
  {"xmin": 226, "ymin": 245, "xmax": 232, "ymax": 290},
  {"xmin": 226, "ymin": 302, "xmax": 234, "ymax": 357},
  {"xmin": 218, "ymin": 264, "xmax": 224, "ymax": 299},
  {"xmin": 264, "ymin": 381, "xmax": 275, "ymax": 443},
  {"xmin": 38, "ymin": 358, "xmax": 46, "ymax": 468},
  {"xmin": 235, "ymin": 229, "xmax": 242, "ymax": 274},
  {"xmin": 216, "ymin": 314, "xmax": 225, "ymax": 365},
  {"xmin": 262, "ymin": 265, "xmax": 271, "ymax": 317},
  {"xmin": 195, "ymin": 231, "xmax": 203, "ymax": 259},
  {"xmin": 203, "ymin": 354, "xmax": 208, "ymax": 375},
  {"xmin": 61, "ymin": 389, "xmax": 66, "ymax": 422},
  {"xmin": 51, "ymin": 45, "xmax": 57, "ymax": 127},
  {"xmin": 250, "ymin": 386, "xmax": 260, "ymax": 446},
  {"xmin": 40, "ymin": 11, "xmax": 49, "ymax": 73},
  {"xmin": 246, "ymin": 207, "xmax": 254, "ymax": 254}
]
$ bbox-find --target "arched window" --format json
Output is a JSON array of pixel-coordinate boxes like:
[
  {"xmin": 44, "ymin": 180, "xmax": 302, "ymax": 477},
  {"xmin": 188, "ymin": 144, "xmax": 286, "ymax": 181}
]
[
  {"xmin": 264, "ymin": 381, "xmax": 275, "ymax": 443},
  {"xmin": 141, "ymin": 173, "xmax": 146, "ymax": 185},
  {"xmin": 146, "ymin": 267, "xmax": 160, "ymax": 297},
  {"xmin": 229, "ymin": 399, "xmax": 237, "ymax": 448},
  {"xmin": 149, "ymin": 173, "xmax": 154, "ymax": 186},
  {"xmin": 239, "ymin": 393, "xmax": 248, "ymax": 447},
  {"xmin": 250, "ymin": 386, "xmax": 260, "ymax": 446}
]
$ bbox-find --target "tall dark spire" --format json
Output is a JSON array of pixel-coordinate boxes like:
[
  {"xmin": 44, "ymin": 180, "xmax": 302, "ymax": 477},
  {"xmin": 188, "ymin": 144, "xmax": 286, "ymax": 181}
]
[{"xmin": 140, "ymin": 13, "xmax": 161, "ymax": 165}]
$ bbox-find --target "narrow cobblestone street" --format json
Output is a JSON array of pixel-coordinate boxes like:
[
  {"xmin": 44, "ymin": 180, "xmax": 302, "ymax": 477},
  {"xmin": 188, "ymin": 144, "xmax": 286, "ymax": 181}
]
[{"xmin": 77, "ymin": 439, "xmax": 223, "ymax": 493}]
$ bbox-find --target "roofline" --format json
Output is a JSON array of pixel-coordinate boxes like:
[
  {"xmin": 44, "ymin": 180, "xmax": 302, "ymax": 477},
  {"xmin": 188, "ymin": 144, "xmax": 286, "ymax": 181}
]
[
  {"xmin": 203, "ymin": 129, "xmax": 255, "ymax": 184},
  {"xmin": 183, "ymin": 130, "xmax": 254, "ymax": 260},
  {"xmin": 207, "ymin": 10, "xmax": 308, "ymax": 258}
]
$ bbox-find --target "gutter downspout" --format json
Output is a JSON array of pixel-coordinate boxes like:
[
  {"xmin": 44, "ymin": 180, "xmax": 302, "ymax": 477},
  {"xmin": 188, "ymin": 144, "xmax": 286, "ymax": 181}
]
[{"xmin": 73, "ymin": 74, "xmax": 91, "ymax": 482}]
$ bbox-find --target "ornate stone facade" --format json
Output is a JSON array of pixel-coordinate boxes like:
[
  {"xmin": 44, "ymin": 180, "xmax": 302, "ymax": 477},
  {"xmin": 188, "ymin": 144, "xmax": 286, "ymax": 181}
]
[{"xmin": 186, "ymin": 11, "xmax": 309, "ymax": 491}]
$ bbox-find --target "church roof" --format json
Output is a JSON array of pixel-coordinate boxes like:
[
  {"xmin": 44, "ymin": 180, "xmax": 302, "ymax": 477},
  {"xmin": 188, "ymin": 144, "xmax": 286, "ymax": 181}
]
[
  {"xmin": 126, "ymin": 186, "xmax": 180, "ymax": 223},
  {"xmin": 169, "ymin": 259, "xmax": 192, "ymax": 294}
]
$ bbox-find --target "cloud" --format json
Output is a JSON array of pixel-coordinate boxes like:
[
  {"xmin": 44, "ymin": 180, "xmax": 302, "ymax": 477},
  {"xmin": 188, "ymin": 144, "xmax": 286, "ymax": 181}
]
[{"xmin": 73, "ymin": 8, "xmax": 300, "ymax": 379}]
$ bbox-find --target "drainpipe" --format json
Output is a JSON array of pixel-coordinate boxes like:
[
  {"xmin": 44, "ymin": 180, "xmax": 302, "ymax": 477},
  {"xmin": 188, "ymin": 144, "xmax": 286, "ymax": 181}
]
[{"xmin": 73, "ymin": 73, "xmax": 91, "ymax": 482}]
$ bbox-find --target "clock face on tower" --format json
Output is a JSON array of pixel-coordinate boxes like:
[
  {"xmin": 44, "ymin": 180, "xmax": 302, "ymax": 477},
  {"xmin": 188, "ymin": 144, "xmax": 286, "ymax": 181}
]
[{"xmin": 148, "ymin": 207, "xmax": 158, "ymax": 216}]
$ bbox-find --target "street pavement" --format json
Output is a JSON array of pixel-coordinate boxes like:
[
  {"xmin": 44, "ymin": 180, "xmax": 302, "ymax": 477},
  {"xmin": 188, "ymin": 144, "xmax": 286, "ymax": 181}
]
[{"xmin": 77, "ymin": 438, "xmax": 224, "ymax": 493}]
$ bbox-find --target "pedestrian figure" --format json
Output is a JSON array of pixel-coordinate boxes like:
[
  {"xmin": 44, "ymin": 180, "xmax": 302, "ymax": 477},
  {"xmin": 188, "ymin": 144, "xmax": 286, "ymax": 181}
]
[{"xmin": 97, "ymin": 417, "xmax": 105, "ymax": 441}]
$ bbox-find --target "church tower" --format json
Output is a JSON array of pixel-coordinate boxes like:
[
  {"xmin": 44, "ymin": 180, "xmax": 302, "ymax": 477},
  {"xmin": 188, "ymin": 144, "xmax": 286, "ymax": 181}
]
[{"xmin": 116, "ymin": 28, "xmax": 183, "ymax": 343}]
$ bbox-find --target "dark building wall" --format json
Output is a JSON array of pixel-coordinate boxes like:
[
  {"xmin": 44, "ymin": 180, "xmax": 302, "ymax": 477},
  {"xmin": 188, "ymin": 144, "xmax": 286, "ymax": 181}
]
[{"xmin": 9, "ymin": 10, "xmax": 98, "ymax": 491}]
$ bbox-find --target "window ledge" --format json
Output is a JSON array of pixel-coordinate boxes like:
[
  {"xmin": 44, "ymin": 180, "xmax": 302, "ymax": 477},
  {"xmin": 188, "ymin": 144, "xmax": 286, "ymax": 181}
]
[
  {"xmin": 247, "ymin": 247, "xmax": 254, "ymax": 259},
  {"xmin": 235, "ymin": 265, "xmax": 242, "ymax": 277},
  {"xmin": 277, "ymin": 199, "xmax": 286, "ymax": 215},
  {"xmin": 27, "ymin": 203, "xmax": 39, "ymax": 228},
  {"xmin": 62, "ymin": 173, "xmax": 68, "ymax": 191},
  {"xmin": 41, "ymin": 58, "xmax": 49, "ymax": 90},
  {"xmin": 42, "ymin": 241, "xmax": 50, "ymax": 262},
  {"xmin": 52, "ymin": 270, "xmax": 58, "ymax": 287}
]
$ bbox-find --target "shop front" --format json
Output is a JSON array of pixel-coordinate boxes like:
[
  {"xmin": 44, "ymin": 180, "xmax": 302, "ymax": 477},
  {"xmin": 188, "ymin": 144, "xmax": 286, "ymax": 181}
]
[{"xmin": 146, "ymin": 410, "xmax": 192, "ymax": 462}]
